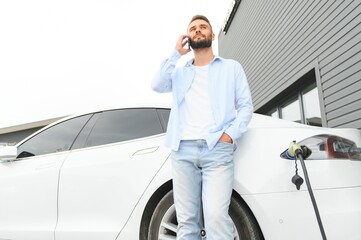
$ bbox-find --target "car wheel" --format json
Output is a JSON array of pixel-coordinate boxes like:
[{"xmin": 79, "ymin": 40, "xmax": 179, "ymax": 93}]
[{"xmin": 148, "ymin": 190, "xmax": 263, "ymax": 240}]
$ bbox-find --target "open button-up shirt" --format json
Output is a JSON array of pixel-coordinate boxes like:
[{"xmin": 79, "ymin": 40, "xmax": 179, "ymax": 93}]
[{"xmin": 151, "ymin": 50, "xmax": 254, "ymax": 151}]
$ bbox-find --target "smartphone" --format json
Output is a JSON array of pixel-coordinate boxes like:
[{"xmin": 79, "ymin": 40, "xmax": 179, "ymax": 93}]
[{"xmin": 187, "ymin": 38, "xmax": 191, "ymax": 50}]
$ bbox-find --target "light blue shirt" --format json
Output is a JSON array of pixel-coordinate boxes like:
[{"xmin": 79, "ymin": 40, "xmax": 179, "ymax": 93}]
[{"xmin": 151, "ymin": 50, "xmax": 254, "ymax": 151}]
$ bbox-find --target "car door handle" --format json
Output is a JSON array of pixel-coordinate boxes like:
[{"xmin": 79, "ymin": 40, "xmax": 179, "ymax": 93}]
[
  {"xmin": 133, "ymin": 146, "xmax": 159, "ymax": 156},
  {"xmin": 35, "ymin": 162, "xmax": 57, "ymax": 170}
]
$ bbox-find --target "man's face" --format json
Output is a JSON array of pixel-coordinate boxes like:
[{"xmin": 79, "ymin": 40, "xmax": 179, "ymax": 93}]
[{"xmin": 187, "ymin": 19, "xmax": 214, "ymax": 49}]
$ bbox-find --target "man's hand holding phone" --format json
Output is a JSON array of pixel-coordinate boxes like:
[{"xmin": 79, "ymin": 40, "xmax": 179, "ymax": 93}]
[{"xmin": 175, "ymin": 34, "xmax": 192, "ymax": 55}]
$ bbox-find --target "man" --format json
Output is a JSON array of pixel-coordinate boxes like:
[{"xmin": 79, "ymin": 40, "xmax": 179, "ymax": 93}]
[{"xmin": 151, "ymin": 15, "xmax": 253, "ymax": 240}]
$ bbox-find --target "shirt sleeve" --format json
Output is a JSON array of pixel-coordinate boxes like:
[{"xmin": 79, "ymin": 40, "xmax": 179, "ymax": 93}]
[
  {"xmin": 151, "ymin": 50, "xmax": 182, "ymax": 93},
  {"xmin": 224, "ymin": 63, "xmax": 254, "ymax": 141}
]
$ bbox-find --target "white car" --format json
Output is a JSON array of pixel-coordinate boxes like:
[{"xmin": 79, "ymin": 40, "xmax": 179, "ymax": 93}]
[{"xmin": 0, "ymin": 105, "xmax": 360, "ymax": 240}]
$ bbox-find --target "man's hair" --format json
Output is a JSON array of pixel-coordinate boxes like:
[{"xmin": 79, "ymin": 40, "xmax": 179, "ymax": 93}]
[{"xmin": 188, "ymin": 15, "xmax": 213, "ymax": 31}]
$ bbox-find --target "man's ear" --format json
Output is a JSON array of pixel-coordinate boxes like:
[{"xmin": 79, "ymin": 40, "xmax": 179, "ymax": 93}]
[{"xmin": 212, "ymin": 33, "xmax": 215, "ymax": 41}]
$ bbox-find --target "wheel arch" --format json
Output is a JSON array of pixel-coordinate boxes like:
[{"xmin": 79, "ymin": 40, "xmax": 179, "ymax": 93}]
[
  {"xmin": 139, "ymin": 180, "xmax": 173, "ymax": 240},
  {"xmin": 231, "ymin": 189, "xmax": 265, "ymax": 239},
  {"xmin": 139, "ymin": 182, "xmax": 264, "ymax": 240}
]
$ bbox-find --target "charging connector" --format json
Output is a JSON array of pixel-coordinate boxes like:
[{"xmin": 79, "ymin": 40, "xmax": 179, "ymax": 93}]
[{"xmin": 287, "ymin": 141, "xmax": 327, "ymax": 240}]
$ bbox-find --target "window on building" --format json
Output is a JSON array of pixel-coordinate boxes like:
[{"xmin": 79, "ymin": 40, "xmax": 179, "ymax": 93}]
[
  {"xmin": 270, "ymin": 109, "xmax": 279, "ymax": 118},
  {"xmin": 262, "ymin": 70, "xmax": 322, "ymax": 127},
  {"xmin": 281, "ymin": 97, "xmax": 302, "ymax": 123},
  {"xmin": 303, "ymin": 86, "xmax": 322, "ymax": 126}
]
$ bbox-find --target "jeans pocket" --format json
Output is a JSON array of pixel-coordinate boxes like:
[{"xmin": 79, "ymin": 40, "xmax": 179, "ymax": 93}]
[{"xmin": 217, "ymin": 140, "xmax": 237, "ymax": 152}]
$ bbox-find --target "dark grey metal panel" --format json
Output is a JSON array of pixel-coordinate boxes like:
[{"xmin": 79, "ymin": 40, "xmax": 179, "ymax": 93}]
[
  {"xmin": 319, "ymin": 25, "xmax": 361, "ymax": 68},
  {"xmin": 219, "ymin": 0, "xmax": 361, "ymax": 129},
  {"xmin": 324, "ymin": 71, "xmax": 361, "ymax": 106},
  {"xmin": 327, "ymin": 96, "xmax": 361, "ymax": 120},
  {"xmin": 248, "ymin": 1, "xmax": 328, "ymax": 89},
  {"xmin": 320, "ymin": 34, "xmax": 361, "ymax": 75},
  {"xmin": 322, "ymin": 53, "xmax": 361, "ymax": 88},
  {"xmin": 328, "ymin": 108, "xmax": 361, "ymax": 127},
  {"xmin": 257, "ymin": 1, "xmax": 354, "ymax": 104}
]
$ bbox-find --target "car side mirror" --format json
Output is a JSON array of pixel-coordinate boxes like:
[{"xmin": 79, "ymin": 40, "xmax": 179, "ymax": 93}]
[{"xmin": 0, "ymin": 146, "xmax": 17, "ymax": 162}]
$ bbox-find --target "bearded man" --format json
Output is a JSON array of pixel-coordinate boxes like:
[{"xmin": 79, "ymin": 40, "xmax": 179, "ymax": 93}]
[{"xmin": 151, "ymin": 15, "xmax": 254, "ymax": 240}]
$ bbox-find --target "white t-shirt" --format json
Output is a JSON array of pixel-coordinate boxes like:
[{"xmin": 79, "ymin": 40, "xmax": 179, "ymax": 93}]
[{"xmin": 180, "ymin": 65, "xmax": 216, "ymax": 140}]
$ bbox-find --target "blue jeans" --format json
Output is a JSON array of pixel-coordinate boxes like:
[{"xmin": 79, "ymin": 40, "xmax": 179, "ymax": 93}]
[{"xmin": 171, "ymin": 140, "xmax": 235, "ymax": 240}]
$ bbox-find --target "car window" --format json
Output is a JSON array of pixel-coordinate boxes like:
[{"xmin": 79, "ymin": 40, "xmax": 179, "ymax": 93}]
[
  {"xmin": 157, "ymin": 108, "xmax": 170, "ymax": 131},
  {"xmin": 84, "ymin": 108, "xmax": 164, "ymax": 148},
  {"xmin": 71, "ymin": 113, "xmax": 100, "ymax": 150},
  {"xmin": 17, "ymin": 114, "xmax": 92, "ymax": 158}
]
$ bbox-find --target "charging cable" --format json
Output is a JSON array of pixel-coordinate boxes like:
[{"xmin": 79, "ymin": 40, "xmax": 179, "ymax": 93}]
[{"xmin": 288, "ymin": 141, "xmax": 327, "ymax": 240}]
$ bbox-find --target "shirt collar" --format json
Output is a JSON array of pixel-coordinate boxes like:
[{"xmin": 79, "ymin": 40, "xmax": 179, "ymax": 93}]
[{"xmin": 185, "ymin": 55, "xmax": 222, "ymax": 67}]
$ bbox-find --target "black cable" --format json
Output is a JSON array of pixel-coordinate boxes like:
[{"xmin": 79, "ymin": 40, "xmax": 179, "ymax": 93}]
[
  {"xmin": 297, "ymin": 153, "xmax": 327, "ymax": 240},
  {"xmin": 294, "ymin": 158, "xmax": 299, "ymax": 175}
]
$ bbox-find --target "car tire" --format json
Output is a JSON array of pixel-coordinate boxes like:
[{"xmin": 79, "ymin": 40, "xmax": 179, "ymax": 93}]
[{"xmin": 147, "ymin": 190, "xmax": 264, "ymax": 240}]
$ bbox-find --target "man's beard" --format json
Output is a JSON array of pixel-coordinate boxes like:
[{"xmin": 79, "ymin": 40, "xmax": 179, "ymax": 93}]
[{"xmin": 189, "ymin": 37, "xmax": 212, "ymax": 49}]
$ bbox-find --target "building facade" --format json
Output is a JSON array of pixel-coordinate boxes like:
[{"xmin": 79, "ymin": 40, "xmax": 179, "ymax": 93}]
[{"xmin": 219, "ymin": 0, "xmax": 361, "ymax": 129}]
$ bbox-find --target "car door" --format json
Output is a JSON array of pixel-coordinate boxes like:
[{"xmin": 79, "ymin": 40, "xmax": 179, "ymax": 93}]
[
  {"xmin": 0, "ymin": 114, "xmax": 92, "ymax": 240},
  {"xmin": 55, "ymin": 108, "xmax": 171, "ymax": 240}
]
